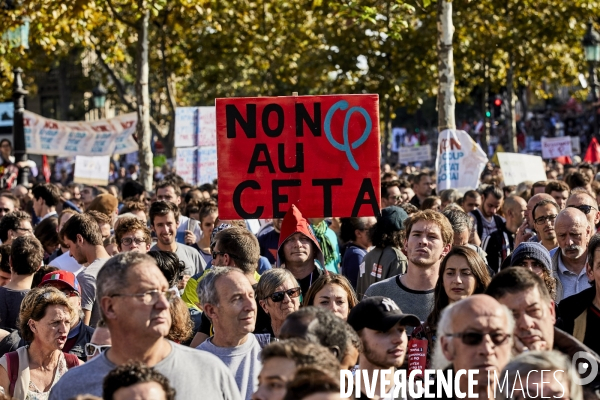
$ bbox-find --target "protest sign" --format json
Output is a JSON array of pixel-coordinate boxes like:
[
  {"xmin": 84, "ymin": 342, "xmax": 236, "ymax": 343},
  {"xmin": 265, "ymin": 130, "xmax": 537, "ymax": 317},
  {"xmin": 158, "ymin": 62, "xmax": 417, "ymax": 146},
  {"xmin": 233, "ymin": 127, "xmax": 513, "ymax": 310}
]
[
  {"xmin": 0, "ymin": 103, "xmax": 13, "ymax": 127},
  {"xmin": 23, "ymin": 111, "xmax": 138, "ymax": 156},
  {"xmin": 73, "ymin": 155, "xmax": 110, "ymax": 186},
  {"xmin": 391, "ymin": 127, "xmax": 406, "ymax": 152},
  {"xmin": 197, "ymin": 146, "xmax": 217, "ymax": 185},
  {"xmin": 197, "ymin": 107, "xmax": 217, "ymax": 147},
  {"xmin": 176, "ymin": 147, "xmax": 198, "ymax": 185},
  {"xmin": 436, "ymin": 130, "xmax": 488, "ymax": 192},
  {"xmin": 541, "ymin": 137, "xmax": 572, "ymax": 159},
  {"xmin": 174, "ymin": 107, "xmax": 197, "ymax": 148},
  {"xmin": 571, "ymin": 137, "xmax": 581, "ymax": 155},
  {"xmin": 398, "ymin": 145, "xmax": 431, "ymax": 164},
  {"xmin": 497, "ymin": 153, "xmax": 546, "ymax": 186},
  {"xmin": 216, "ymin": 94, "xmax": 381, "ymax": 219}
]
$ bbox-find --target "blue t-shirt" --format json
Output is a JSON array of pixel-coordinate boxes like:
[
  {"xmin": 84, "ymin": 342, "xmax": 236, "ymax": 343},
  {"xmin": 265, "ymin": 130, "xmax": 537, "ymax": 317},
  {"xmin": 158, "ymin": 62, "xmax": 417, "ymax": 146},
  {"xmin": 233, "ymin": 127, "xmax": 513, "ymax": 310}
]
[{"xmin": 257, "ymin": 226, "xmax": 280, "ymax": 266}]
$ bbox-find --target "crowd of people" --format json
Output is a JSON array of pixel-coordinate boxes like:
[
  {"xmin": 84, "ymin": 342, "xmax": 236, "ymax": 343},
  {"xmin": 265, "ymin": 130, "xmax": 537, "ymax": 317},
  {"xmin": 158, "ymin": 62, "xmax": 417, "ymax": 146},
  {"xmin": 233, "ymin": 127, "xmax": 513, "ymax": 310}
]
[{"xmin": 0, "ymin": 158, "xmax": 595, "ymax": 399}]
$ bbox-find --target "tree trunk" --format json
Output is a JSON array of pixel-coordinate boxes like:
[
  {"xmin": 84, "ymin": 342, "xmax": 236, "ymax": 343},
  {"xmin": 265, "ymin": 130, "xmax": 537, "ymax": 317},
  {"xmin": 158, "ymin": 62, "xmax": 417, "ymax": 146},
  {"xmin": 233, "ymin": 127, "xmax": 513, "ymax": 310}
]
[
  {"xmin": 436, "ymin": 0, "xmax": 456, "ymax": 132},
  {"xmin": 136, "ymin": 6, "xmax": 153, "ymax": 191},
  {"xmin": 382, "ymin": 97, "xmax": 392, "ymax": 164},
  {"xmin": 506, "ymin": 53, "xmax": 518, "ymax": 152}
]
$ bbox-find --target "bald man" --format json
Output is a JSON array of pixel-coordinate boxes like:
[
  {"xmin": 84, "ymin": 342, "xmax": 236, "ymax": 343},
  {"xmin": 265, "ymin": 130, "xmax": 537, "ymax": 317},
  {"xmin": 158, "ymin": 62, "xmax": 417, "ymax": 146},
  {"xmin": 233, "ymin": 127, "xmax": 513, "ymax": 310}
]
[
  {"xmin": 482, "ymin": 196, "xmax": 527, "ymax": 273},
  {"xmin": 436, "ymin": 295, "xmax": 514, "ymax": 399},
  {"xmin": 515, "ymin": 193, "xmax": 555, "ymax": 247},
  {"xmin": 566, "ymin": 190, "xmax": 600, "ymax": 233},
  {"xmin": 552, "ymin": 207, "xmax": 592, "ymax": 301}
]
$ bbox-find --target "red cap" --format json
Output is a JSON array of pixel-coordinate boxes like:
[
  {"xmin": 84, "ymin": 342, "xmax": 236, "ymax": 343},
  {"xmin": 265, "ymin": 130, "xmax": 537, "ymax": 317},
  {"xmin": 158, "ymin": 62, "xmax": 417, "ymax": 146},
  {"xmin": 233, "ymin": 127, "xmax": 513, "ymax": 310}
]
[{"xmin": 38, "ymin": 270, "xmax": 80, "ymax": 293}]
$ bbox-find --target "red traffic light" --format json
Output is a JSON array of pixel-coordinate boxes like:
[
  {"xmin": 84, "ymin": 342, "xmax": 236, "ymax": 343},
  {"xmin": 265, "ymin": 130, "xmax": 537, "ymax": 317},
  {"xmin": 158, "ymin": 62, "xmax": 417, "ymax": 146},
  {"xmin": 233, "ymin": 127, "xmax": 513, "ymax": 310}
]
[{"xmin": 494, "ymin": 98, "xmax": 502, "ymax": 107}]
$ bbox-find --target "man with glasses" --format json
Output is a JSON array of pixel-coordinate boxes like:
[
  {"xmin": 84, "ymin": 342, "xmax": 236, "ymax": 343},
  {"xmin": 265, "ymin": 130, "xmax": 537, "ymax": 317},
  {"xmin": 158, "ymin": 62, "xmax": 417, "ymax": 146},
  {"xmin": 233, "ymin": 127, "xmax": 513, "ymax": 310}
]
[
  {"xmin": 0, "ymin": 236, "xmax": 43, "ymax": 331},
  {"xmin": 482, "ymin": 195, "xmax": 526, "ymax": 273},
  {"xmin": 86, "ymin": 319, "xmax": 111, "ymax": 361},
  {"xmin": 487, "ymin": 267, "xmax": 600, "ymax": 395},
  {"xmin": 515, "ymin": 193, "xmax": 555, "ymax": 246},
  {"xmin": 436, "ymin": 295, "xmax": 513, "ymax": 400},
  {"xmin": 347, "ymin": 296, "xmax": 419, "ymax": 399},
  {"xmin": 531, "ymin": 199, "xmax": 560, "ymax": 252},
  {"xmin": 552, "ymin": 207, "xmax": 592, "ymax": 301},
  {"xmin": 38, "ymin": 270, "xmax": 94, "ymax": 361},
  {"xmin": 49, "ymin": 252, "xmax": 241, "ymax": 400},
  {"xmin": 0, "ymin": 210, "xmax": 32, "ymax": 245},
  {"xmin": 566, "ymin": 189, "xmax": 600, "ymax": 233},
  {"xmin": 197, "ymin": 267, "xmax": 262, "ymax": 400},
  {"xmin": 115, "ymin": 217, "xmax": 151, "ymax": 254},
  {"xmin": 381, "ymin": 180, "xmax": 402, "ymax": 208}
]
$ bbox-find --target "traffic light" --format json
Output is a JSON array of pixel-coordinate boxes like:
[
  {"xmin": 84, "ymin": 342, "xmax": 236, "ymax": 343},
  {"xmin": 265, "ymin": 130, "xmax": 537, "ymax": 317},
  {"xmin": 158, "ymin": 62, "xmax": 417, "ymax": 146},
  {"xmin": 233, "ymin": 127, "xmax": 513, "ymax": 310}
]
[
  {"xmin": 493, "ymin": 96, "xmax": 505, "ymax": 121},
  {"xmin": 485, "ymin": 110, "xmax": 491, "ymax": 118}
]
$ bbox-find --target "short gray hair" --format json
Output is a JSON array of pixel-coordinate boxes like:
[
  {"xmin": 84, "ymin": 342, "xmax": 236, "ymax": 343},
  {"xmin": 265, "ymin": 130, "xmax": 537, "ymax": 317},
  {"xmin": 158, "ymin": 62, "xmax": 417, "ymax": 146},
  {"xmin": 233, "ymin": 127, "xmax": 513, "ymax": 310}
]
[
  {"xmin": 196, "ymin": 266, "xmax": 240, "ymax": 307},
  {"xmin": 442, "ymin": 208, "xmax": 473, "ymax": 234},
  {"xmin": 255, "ymin": 268, "xmax": 299, "ymax": 301},
  {"xmin": 495, "ymin": 351, "xmax": 582, "ymax": 400},
  {"xmin": 440, "ymin": 188, "xmax": 461, "ymax": 206},
  {"xmin": 97, "ymin": 252, "xmax": 157, "ymax": 320},
  {"xmin": 431, "ymin": 298, "xmax": 515, "ymax": 370}
]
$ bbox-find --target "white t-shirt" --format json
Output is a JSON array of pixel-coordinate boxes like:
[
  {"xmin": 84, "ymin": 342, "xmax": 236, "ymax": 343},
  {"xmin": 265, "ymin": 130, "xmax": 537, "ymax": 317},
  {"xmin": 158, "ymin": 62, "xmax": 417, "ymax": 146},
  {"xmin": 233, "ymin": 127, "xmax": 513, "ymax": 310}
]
[{"xmin": 48, "ymin": 251, "xmax": 83, "ymax": 275}]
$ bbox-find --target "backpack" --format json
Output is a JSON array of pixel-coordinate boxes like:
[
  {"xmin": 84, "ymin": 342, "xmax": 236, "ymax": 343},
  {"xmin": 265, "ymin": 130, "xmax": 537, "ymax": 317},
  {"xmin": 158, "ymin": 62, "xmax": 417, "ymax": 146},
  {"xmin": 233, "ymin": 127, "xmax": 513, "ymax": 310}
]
[
  {"xmin": 471, "ymin": 209, "xmax": 504, "ymax": 241},
  {"xmin": 6, "ymin": 351, "xmax": 79, "ymax": 396}
]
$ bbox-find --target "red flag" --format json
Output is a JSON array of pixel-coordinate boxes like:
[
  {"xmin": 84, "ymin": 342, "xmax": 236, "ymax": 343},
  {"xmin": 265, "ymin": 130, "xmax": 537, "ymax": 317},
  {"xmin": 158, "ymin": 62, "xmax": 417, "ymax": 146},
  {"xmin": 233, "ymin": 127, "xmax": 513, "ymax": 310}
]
[
  {"xmin": 584, "ymin": 137, "xmax": 600, "ymax": 163},
  {"xmin": 42, "ymin": 155, "xmax": 51, "ymax": 183}
]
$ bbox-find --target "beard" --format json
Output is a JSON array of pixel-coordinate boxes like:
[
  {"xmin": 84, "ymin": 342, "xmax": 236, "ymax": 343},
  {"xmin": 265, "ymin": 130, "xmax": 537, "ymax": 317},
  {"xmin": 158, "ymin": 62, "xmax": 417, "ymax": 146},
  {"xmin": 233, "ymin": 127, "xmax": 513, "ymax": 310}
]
[{"xmin": 362, "ymin": 339, "xmax": 404, "ymax": 369}]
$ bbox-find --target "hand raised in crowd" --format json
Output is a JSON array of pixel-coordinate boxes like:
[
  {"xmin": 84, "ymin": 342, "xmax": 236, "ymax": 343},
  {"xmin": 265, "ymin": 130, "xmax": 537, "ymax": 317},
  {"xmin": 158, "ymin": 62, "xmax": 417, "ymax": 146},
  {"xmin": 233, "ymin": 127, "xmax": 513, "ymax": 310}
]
[
  {"xmin": 514, "ymin": 219, "xmax": 533, "ymax": 247},
  {"xmin": 178, "ymin": 274, "xmax": 190, "ymax": 290},
  {"xmin": 184, "ymin": 230, "xmax": 196, "ymax": 245}
]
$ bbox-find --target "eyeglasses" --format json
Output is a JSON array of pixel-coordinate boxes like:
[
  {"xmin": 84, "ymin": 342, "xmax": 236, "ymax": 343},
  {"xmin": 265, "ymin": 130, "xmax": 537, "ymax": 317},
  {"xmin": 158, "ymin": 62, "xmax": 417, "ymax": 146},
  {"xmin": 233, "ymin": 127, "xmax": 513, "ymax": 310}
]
[
  {"xmin": 387, "ymin": 195, "xmax": 401, "ymax": 201},
  {"xmin": 212, "ymin": 251, "xmax": 226, "ymax": 260},
  {"xmin": 121, "ymin": 237, "xmax": 147, "ymax": 246},
  {"xmin": 84, "ymin": 343, "xmax": 111, "ymax": 357},
  {"xmin": 0, "ymin": 208, "xmax": 11, "ymax": 213},
  {"xmin": 110, "ymin": 288, "xmax": 178, "ymax": 305},
  {"xmin": 445, "ymin": 331, "xmax": 511, "ymax": 346},
  {"xmin": 567, "ymin": 204, "xmax": 597, "ymax": 215},
  {"xmin": 534, "ymin": 214, "xmax": 557, "ymax": 225},
  {"xmin": 264, "ymin": 287, "xmax": 301, "ymax": 302}
]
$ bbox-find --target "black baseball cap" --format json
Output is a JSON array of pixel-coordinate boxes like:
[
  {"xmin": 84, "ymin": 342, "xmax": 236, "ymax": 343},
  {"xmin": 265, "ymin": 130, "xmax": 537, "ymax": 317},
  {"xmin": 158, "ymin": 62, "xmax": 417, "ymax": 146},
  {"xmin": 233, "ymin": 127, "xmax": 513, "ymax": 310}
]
[{"xmin": 348, "ymin": 296, "xmax": 420, "ymax": 332}]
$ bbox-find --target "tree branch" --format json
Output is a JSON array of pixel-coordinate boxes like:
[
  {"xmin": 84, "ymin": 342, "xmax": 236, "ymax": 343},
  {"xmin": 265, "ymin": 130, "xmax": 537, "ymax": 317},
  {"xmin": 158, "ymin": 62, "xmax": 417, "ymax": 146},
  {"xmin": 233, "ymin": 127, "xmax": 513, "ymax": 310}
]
[
  {"xmin": 105, "ymin": 0, "xmax": 138, "ymax": 29},
  {"xmin": 95, "ymin": 50, "xmax": 136, "ymax": 112}
]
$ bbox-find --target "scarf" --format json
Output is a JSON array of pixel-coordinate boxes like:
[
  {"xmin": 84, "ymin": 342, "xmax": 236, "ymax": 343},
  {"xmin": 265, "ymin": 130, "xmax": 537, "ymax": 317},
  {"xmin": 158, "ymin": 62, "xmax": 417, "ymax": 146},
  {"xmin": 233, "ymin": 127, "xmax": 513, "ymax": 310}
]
[{"xmin": 313, "ymin": 220, "xmax": 335, "ymax": 266}]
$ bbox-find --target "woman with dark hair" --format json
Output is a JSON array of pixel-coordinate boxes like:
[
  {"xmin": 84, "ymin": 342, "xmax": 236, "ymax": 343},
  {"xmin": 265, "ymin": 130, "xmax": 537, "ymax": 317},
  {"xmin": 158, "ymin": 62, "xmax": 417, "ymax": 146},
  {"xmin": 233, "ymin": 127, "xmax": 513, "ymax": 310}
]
[
  {"xmin": 411, "ymin": 246, "xmax": 491, "ymax": 366},
  {"xmin": 34, "ymin": 216, "xmax": 59, "ymax": 265},
  {"xmin": 191, "ymin": 200, "xmax": 218, "ymax": 266},
  {"xmin": 146, "ymin": 251, "xmax": 185, "ymax": 289},
  {"xmin": 339, "ymin": 217, "xmax": 376, "ymax": 289}
]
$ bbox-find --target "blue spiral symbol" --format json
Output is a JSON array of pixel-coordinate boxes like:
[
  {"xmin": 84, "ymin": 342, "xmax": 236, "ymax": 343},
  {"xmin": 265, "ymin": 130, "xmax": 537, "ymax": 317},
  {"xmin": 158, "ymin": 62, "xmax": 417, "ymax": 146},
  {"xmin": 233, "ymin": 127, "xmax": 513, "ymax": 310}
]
[{"xmin": 324, "ymin": 100, "xmax": 373, "ymax": 171}]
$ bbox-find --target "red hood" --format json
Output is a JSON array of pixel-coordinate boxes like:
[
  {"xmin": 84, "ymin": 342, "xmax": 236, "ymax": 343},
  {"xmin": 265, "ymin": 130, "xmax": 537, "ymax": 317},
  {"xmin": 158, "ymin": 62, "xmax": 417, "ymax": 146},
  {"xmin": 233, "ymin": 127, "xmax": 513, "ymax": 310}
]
[{"xmin": 277, "ymin": 205, "xmax": 325, "ymax": 268}]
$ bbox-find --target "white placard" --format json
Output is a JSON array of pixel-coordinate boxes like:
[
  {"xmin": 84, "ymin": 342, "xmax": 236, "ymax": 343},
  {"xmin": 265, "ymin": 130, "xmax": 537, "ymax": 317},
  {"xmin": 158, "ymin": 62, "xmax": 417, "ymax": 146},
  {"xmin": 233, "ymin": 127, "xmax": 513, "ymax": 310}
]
[
  {"xmin": 197, "ymin": 107, "xmax": 216, "ymax": 147},
  {"xmin": 174, "ymin": 107, "xmax": 197, "ymax": 148},
  {"xmin": 73, "ymin": 156, "xmax": 110, "ymax": 186},
  {"xmin": 436, "ymin": 130, "xmax": 488, "ymax": 192},
  {"xmin": 541, "ymin": 137, "xmax": 572, "ymax": 159},
  {"xmin": 497, "ymin": 153, "xmax": 546, "ymax": 186},
  {"xmin": 23, "ymin": 111, "xmax": 138, "ymax": 156},
  {"xmin": 571, "ymin": 137, "xmax": 581, "ymax": 155},
  {"xmin": 391, "ymin": 127, "xmax": 406, "ymax": 152},
  {"xmin": 176, "ymin": 147, "xmax": 197, "ymax": 185},
  {"xmin": 197, "ymin": 146, "xmax": 217, "ymax": 184},
  {"xmin": 398, "ymin": 145, "xmax": 431, "ymax": 164}
]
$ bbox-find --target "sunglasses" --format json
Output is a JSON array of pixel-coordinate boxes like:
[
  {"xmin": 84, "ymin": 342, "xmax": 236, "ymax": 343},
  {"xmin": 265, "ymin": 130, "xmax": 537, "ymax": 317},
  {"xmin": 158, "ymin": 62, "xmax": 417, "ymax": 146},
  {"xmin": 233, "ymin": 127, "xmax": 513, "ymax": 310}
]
[
  {"xmin": 446, "ymin": 331, "xmax": 510, "ymax": 346},
  {"xmin": 567, "ymin": 204, "xmax": 597, "ymax": 215},
  {"xmin": 264, "ymin": 287, "xmax": 301, "ymax": 303},
  {"xmin": 0, "ymin": 208, "xmax": 11, "ymax": 213},
  {"xmin": 84, "ymin": 343, "xmax": 111, "ymax": 357}
]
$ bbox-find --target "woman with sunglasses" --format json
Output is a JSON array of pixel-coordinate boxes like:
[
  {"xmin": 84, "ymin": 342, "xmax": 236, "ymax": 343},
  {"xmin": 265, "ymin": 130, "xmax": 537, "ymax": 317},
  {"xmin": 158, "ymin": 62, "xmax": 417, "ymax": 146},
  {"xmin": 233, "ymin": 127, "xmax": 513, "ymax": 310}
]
[
  {"xmin": 85, "ymin": 320, "xmax": 111, "ymax": 361},
  {"xmin": 411, "ymin": 246, "xmax": 491, "ymax": 367},
  {"xmin": 303, "ymin": 274, "xmax": 357, "ymax": 320},
  {"xmin": 0, "ymin": 287, "xmax": 83, "ymax": 398},
  {"xmin": 255, "ymin": 269, "xmax": 301, "ymax": 339}
]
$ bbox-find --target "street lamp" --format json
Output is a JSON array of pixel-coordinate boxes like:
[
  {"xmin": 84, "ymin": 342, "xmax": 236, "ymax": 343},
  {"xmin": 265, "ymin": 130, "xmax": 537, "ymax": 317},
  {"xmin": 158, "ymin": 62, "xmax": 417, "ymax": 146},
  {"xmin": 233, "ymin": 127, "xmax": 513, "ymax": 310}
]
[
  {"xmin": 92, "ymin": 84, "xmax": 107, "ymax": 119},
  {"xmin": 582, "ymin": 20, "xmax": 600, "ymax": 138}
]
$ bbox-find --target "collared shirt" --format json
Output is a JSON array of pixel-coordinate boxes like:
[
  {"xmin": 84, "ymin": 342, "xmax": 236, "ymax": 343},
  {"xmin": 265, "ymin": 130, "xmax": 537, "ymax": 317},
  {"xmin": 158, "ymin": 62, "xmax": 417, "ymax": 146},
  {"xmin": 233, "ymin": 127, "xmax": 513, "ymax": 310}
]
[
  {"xmin": 557, "ymin": 253, "xmax": 591, "ymax": 300},
  {"xmin": 40, "ymin": 211, "xmax": 58, "ymax": 222}
]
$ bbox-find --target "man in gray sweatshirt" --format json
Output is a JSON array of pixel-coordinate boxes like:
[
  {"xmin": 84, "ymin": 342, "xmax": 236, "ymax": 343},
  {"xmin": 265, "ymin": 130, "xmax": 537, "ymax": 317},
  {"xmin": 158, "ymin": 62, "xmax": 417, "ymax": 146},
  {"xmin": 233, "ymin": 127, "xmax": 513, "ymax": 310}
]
[{"xmin": 197, "ymin": 266, "xmax": 262, "ymax": 400}]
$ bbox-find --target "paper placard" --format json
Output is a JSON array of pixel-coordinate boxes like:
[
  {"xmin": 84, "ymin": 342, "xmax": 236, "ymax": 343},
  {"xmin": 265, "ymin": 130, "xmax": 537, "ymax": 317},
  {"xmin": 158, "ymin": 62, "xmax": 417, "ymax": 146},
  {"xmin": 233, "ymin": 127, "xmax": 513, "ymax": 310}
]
[
  {"xmin": 497, "ymin": 153, "xmax": 546, "ymax": 186},
  {"xmin": 436, "ymin": 130, "xmax": 488, "ymax": 193},
  {"xmin": 398, "ymin": 145, "xmax": 431, "ymax": 164},
  {"xmin": 541, "ymin": 137, "xmax": 572, "ymax": 159},
  {"xmin": 175, "ymin": 107, "xmax": 198, "ymax": 148},
  {"xmin": 176, "ymin": 147, "xmax": 198, "ymax": 185},
  {"xmin": 197, "ymin": 146, "xmax": 217, "ymax": 185},
  {"xmin": 73, "ymin": 156, "xmax": 110, "ymax": 186}
]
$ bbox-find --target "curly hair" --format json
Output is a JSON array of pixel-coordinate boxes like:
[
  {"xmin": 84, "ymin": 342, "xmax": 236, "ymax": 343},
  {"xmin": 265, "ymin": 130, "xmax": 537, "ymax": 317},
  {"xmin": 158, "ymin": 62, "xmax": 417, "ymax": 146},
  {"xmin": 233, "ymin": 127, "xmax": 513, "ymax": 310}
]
[
  {"xmin": 102, "ymin": 362, "xmax": 176, "ymax": 400},
  {"xmin": 261, "ymin": 338, "xmax": 340, "ymax": 377},
  {"xmin": 368, "ymin": 221, "xmax": 403, "ymax": 249},
  {"xmin": 18, "ymin": 286, "xmax": 75, "ymax": 342},
  {"xmin": 166, "ymin": 297, "xmax": 194, "ymax": 343}
]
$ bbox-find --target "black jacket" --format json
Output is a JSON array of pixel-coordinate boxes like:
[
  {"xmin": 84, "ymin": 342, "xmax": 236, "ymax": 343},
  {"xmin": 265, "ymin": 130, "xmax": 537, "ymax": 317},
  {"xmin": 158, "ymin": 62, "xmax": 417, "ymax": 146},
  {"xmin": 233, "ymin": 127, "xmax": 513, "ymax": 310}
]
[
  {"xmin": 481, "ymin": 223, "xmax": 514, "ymax": 274},
  {"xmin": 557, "ymin": 286, "xmax": 596, "ymax": 332}
]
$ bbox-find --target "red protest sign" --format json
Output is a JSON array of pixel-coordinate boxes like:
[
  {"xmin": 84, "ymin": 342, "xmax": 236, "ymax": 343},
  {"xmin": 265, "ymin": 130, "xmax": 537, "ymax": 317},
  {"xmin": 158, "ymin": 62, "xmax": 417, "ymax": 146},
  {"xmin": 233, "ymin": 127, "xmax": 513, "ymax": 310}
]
[{"xmin": 216, "ymin": 94, "xmax": 381, "ymax": 219}]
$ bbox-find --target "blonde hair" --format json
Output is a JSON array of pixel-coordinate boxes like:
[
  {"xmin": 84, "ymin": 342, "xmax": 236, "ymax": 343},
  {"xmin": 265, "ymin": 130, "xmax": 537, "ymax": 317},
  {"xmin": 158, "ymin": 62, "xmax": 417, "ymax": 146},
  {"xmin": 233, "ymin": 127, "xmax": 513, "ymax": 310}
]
[{"xmin": 18, "ymin": 286, "xmax": 75, "ymax": 342}]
